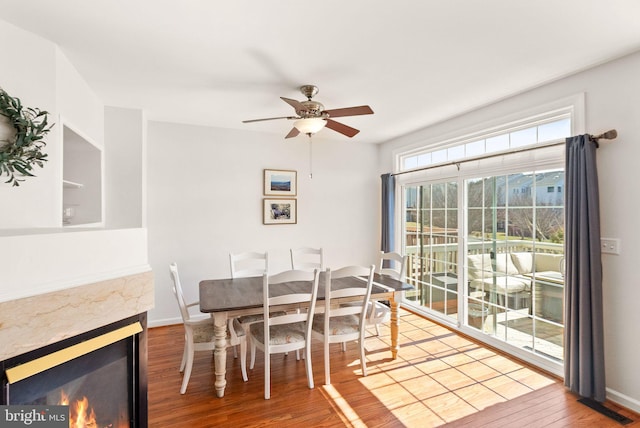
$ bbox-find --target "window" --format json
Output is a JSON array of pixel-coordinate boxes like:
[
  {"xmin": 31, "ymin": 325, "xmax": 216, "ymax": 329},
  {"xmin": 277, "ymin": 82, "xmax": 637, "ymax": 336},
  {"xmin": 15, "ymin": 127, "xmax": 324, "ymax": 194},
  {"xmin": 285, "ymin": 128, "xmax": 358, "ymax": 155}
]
[
  {"xmin": 396, "ymin": 96, "xmax": 581, "ymax": 374},
  {"xmin": 400, "ymin": 116, "xmax": 571, "ymax": 173}
]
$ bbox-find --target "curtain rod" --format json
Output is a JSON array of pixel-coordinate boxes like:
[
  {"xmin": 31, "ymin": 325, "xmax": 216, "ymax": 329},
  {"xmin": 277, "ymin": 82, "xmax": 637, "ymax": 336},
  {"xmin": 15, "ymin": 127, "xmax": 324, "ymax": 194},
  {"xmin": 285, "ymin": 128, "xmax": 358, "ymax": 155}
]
[{"xmin": 391, "ymin": 129, "xmax": 617, "ymax": 177}]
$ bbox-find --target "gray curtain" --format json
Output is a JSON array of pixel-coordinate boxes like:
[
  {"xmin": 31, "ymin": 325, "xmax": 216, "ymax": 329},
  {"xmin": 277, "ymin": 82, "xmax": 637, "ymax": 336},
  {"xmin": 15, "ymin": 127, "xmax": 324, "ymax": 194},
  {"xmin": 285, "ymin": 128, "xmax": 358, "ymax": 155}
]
[
  {"xmin": 381, "ymin": 173, "xmax": 395, "ymax": 254},
  {"xmin": 564, "ymin": 134, "xmax": 605, "ymax": 402}
]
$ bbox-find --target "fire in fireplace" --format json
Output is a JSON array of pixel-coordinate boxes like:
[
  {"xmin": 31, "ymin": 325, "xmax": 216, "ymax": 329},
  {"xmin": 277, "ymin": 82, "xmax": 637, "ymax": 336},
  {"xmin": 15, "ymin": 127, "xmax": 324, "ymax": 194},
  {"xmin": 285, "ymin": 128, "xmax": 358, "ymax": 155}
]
[{"xmin": 2, "ymin": 314, "xmax": 148, "ymax": 428}]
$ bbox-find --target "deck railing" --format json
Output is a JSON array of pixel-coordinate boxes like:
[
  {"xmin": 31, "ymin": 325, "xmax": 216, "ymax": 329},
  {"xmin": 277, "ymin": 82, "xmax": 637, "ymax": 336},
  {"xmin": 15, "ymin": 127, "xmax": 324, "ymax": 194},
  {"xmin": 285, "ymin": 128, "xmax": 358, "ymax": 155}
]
[{"xmin": 405, "ymin": 238, "xmax": 563, "ymax": 284}]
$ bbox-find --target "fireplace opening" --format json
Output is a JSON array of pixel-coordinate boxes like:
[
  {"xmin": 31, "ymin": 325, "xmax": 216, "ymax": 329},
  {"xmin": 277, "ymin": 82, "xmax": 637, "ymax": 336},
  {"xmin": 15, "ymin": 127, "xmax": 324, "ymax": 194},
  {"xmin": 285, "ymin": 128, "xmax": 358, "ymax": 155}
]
[{"xmin": 2, "ymin": 314, "xmax": 147, "ymax": 428}]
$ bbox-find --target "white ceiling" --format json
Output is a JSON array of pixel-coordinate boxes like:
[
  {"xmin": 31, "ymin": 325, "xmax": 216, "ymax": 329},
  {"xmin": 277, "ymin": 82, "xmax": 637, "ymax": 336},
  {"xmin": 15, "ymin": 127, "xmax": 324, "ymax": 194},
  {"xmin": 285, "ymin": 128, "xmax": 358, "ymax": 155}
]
[{"xmin": 2, "ymin": 0, "xmax": 640, "ymax": 144}]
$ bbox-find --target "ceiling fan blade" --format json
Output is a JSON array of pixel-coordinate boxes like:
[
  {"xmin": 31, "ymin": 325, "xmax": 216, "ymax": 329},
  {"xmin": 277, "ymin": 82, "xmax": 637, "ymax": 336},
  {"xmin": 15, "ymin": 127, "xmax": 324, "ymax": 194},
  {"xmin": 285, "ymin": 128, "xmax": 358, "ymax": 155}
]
[
  {"xmin": 324, "ymin": 105, "xmax": 374, "ymax": 118},
  {"xmin": 285, "ymin": 127, "xmax": 300, "ymax": 139},
  {"xmin": 325, "ymin": 119, "xmax": 360, "ymax": 138},
  {"xmin": 242, "ymin": 116, "xmax": 297, "ymax": 123},
  {"xmin": 280, "ymin": 97, "xmax": 307, "ymax": 112}
]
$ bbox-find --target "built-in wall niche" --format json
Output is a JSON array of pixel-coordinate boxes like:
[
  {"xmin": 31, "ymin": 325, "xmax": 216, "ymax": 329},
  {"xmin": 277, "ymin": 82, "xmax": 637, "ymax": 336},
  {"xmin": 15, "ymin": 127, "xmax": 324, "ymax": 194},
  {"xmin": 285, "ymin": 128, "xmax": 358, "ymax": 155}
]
[{"xmin": 62, "ymin": 123, "xmax": 103, "ymax": 226}]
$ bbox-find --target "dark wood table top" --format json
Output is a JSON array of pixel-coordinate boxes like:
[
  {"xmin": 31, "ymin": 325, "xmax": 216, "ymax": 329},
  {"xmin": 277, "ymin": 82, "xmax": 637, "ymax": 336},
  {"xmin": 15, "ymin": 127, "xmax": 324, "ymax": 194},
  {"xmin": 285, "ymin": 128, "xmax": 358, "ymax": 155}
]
[{"xmin": 199, "ymin": 272, "xmax": 413, "ymax": 313}]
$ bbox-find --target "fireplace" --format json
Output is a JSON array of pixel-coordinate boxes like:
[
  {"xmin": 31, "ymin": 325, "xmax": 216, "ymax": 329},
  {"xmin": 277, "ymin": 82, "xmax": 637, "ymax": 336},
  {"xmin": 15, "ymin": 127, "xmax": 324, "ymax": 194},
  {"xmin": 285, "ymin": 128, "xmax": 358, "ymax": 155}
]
[{"xmin": 2, "ymin": 314, "xmax": 148, "ymax": 427}]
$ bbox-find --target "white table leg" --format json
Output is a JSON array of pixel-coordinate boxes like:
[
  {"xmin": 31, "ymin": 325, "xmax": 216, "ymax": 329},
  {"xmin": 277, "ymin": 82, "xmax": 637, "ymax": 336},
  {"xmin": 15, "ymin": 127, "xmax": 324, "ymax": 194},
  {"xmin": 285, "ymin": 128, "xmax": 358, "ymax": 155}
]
[{"xmin": 212, "ymin": 312, "xmax": 228, "ymax": 398}]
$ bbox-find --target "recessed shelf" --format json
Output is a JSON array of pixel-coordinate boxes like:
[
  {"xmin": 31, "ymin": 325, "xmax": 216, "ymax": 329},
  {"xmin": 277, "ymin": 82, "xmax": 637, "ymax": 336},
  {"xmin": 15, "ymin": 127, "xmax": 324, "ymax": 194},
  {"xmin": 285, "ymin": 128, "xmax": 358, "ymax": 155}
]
[{"xmin": 62, "ymin": 122, "xmax": 103, "ymax": 227}]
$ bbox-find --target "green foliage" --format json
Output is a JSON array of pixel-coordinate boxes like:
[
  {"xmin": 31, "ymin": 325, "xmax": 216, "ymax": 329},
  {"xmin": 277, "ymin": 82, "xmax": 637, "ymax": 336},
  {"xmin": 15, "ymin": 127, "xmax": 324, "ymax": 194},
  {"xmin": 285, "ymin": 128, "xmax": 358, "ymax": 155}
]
[
  {"xmin": 549, "ymin": 228, "xmax": 564, "ymax": 244},
  {"xmin": 0, "ymin": 87, "xmax": 54, "ymax": 186}
]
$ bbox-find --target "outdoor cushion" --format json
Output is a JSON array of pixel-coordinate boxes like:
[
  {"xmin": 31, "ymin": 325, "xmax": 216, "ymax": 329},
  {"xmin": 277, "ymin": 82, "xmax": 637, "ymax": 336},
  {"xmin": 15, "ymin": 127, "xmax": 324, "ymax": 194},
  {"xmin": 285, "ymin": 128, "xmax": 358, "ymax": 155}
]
[
  {"xmin": 467, "ymin": 254, "xmax": 493, "ymax": 279},
  {"xmin": 536, "ymin": 253, "xmax": 564, "ymax": 272},
  {"xmin": 470, "ymin": 275, "xmax": 528, "ymax": 294},
  {"xmin": 495, "ymin": 253, "xmax": 520, "ymax": 275},
  {"xmin": 510, "ymin": 252, "xmax": 534, "ymax": 274}
]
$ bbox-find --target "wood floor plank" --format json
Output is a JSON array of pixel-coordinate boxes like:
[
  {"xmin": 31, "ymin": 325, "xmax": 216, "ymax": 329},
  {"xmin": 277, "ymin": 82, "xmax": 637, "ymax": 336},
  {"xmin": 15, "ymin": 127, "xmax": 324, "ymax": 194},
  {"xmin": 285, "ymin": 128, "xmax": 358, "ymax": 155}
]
[{"xmin": 148, "ymin": 310, "xmax": 639, "ymax": 427}]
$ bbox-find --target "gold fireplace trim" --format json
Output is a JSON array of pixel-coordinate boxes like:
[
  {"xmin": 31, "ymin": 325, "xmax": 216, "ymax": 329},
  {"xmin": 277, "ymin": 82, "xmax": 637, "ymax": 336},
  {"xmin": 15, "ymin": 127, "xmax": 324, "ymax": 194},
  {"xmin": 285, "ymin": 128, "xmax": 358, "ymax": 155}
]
[{"xmin": 5, "ymin": 322, "xmax": 143, "ymax": 384}]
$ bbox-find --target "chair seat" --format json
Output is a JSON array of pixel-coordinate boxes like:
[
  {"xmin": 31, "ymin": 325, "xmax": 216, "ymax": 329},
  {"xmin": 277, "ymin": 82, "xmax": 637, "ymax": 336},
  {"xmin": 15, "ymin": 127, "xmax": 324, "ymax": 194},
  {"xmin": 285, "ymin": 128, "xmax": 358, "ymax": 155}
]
[
  {"xmin": 312, "ymin": 314, "xmax": 360, "ymax": 336},
  {"xmin": 238, "ymin": 311, "xmax": 286, "ymax": 325},
  {"xmin": 192, "ymin": 322, "xmax": 216, "ymax": 343},
  {"xmin": 192, "ymin": 318, "xmax": 245, "ymax": 343},
  {"xmin": 250, "ymin": 321, "xmax": 307, "ymax": 345}
]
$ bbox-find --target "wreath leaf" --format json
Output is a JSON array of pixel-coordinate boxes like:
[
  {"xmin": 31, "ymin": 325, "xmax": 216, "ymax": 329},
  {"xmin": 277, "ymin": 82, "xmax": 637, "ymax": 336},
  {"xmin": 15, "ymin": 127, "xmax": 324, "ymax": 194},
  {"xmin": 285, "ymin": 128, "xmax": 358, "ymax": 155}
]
[{"xmin": 0, "ymin": 87, "xmax": 54, "ymax": 186}]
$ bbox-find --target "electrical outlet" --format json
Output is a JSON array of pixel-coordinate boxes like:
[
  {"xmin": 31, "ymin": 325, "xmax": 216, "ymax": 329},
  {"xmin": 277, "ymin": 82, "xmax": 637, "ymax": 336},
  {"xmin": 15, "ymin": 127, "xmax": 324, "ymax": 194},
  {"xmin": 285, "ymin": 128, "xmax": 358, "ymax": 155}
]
[{"xmin": 601, "ymin": 238, "xmax": 620, "ymax": 255}]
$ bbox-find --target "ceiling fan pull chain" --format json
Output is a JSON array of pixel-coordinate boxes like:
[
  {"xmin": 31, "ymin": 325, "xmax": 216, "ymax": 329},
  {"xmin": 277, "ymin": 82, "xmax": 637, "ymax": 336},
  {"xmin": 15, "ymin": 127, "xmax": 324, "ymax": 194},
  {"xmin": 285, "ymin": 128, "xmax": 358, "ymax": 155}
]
[{"xmin": 308, "ymin": 133, "xmax": 313, "ymax": 179}]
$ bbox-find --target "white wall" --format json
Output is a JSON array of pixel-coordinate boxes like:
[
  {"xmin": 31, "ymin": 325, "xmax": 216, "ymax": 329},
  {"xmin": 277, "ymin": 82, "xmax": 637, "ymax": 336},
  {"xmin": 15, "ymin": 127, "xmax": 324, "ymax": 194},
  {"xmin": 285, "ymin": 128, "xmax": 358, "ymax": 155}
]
[
  {"xmin": 0, "ymin": 228, "xmax": 150, "ymax": 302},
  {"xmin": 378, "ymin": 50, "xmax": 640, "ymax": 412},
  {"xmin": 146, "ymin": 121, "xmax": 380, "ymax": 325},
  {"xmin": 0, "ymin": 20, "xmax": 59, "ymax": 228},
  {"xmin": 105, "ymin": 106, "xmax": 146, "ymax": 228},
  {"xmin": 0, "ymin": 19, "xmax": 104, "ymax": 229}
]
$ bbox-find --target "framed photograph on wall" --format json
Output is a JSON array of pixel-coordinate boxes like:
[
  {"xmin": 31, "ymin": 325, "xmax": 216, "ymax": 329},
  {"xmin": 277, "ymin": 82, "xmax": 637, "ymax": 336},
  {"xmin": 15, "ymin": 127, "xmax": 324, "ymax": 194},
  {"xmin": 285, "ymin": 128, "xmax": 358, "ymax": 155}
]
[
  {"xmin": 264, "ymin": 169, "xmax": 297, "ymax": 196},
  {"xmin": 263, "ymin": 198, "xmax": 297, "ymax": 225}
]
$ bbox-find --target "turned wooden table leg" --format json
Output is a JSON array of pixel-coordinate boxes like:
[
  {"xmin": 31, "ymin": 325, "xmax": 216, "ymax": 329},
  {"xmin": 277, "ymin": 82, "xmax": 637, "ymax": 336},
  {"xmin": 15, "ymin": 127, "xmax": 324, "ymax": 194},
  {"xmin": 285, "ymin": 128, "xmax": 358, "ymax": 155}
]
[
  {"xmin": 390, "ymin": 293, "xmax": 400, "ymax": 359},
  {"xmin": 212, "ymin": 312, "xmax": 228, "ymax": 398}
]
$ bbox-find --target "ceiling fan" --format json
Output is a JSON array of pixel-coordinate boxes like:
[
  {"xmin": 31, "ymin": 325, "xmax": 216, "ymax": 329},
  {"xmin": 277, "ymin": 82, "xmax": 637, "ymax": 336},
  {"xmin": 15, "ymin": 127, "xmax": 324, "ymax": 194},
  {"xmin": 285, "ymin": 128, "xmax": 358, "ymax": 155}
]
[{"xmin": 242, "ymin": 85, "xmax": 374, "ymax": 139}]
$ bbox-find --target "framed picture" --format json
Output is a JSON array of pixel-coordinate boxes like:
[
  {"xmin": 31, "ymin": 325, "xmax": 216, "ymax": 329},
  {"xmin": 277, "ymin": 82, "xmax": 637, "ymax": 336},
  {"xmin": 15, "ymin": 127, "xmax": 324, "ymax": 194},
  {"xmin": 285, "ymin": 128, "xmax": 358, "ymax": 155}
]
[
  {"xmin": 263, "ymin": 198, "xmax": 297, "ymax": 225},
  {"xmin": 264, "ymin": 169, "xmax": 297, "ymax": 196}
]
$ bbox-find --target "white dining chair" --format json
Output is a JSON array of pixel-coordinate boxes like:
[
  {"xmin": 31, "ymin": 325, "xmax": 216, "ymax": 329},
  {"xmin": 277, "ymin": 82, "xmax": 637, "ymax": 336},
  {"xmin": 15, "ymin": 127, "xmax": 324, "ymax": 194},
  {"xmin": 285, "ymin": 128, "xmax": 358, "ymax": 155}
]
[
  {"xmin": 311, "ymin": 265, "xmax": 375, "ymax": 385},
  {"xmin": 290, "ymin": 247, "xmax": 324, "ymax": 270},
  {"xmin": 169, "ymin": 262, "xmax": 247, "ymax": 393},
  {"xmin": 230, "ymin": 251, "xmax": 269, "ymax": 279},
  {"xmin": 379, "ymin": 251, "xmax": 408, "ymax": 280},
  {"xmin": 366, "ymin": 251, "xmax": 408, "ymax": 336},
  {"xmin": 249, "ymin": 269, "xmax": 320, "ymax": 399},
  {"xmin": 229, "ymin": 251, "xmax": 272, "ymax": 357}
]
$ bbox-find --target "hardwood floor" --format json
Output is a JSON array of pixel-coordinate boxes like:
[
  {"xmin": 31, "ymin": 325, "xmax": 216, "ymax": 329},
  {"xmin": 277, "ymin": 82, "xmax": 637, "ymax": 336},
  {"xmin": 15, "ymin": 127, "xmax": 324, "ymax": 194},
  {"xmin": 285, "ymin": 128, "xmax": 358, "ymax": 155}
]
[{"xmin": 148, "ymin": 310, "xmax": 638, "ymax": 427}]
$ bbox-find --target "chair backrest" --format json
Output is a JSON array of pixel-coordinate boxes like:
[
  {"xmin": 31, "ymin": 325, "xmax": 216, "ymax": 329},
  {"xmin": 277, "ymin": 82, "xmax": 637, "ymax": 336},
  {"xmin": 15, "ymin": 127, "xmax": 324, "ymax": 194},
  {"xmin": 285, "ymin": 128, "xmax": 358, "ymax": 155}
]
[
  {"xmin": 378, "ymin": 251, "xmax": 407, "ymax": 280},
  {"xmin": 169, "ymin": 262, "xmax": 191, "ymax": 322},
  {"xmin": 290, "ymin": 247, "xmax": 324, "ymax": 270},
  {"xmin": 324, "ymin": 265, "xmax": 376, "ymax": 332},
  {"xmin": 230, "ymin": 251, "xmax": 268, "ymax": 278},
  {"xmin": 262, "ymin": 269, "xmax": 320, "ymax": 345}
]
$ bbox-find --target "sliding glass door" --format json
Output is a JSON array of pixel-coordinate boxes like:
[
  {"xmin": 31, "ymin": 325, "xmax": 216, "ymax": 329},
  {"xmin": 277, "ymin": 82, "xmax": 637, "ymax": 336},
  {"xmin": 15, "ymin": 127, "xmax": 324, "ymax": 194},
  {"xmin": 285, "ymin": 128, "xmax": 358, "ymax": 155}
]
[
  {"xmin": 404, "ymin": 181, "xmax": 459, "ymax": 322},
  {"xmin": 402, "ymin": 169, "xmax": 565, "ymax": 363}
]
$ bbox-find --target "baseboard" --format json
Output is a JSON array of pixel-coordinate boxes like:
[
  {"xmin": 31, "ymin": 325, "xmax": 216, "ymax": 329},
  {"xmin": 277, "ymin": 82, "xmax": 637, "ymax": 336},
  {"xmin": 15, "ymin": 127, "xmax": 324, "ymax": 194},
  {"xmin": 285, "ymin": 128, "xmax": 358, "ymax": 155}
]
[
  {"xmin": 606, "ymin": 387, "xmax": 640, "ymax": 414},
  {"xmin": 148, "ymin": 313, "xmax": 209, "ymax": 328}
]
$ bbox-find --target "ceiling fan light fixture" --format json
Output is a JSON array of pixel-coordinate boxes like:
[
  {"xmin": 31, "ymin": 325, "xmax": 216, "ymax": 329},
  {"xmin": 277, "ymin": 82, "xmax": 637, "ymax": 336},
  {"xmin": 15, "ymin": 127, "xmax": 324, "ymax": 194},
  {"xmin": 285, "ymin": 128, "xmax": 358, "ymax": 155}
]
[{"xmin": 293, "ymin": 117, "xmax": 326, "ymax": 134}]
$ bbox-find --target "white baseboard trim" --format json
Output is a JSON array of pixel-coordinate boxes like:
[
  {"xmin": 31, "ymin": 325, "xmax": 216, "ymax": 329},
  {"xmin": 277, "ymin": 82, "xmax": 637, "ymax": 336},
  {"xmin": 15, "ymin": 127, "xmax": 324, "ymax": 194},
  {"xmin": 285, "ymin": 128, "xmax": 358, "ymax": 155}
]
[
  {"xmin": 148, "ymin": 313, "xmax": 209, "ymax": 329},
  {"xmin": 606, "ymin": 387, "xmax": 640, "ymax": 414}
]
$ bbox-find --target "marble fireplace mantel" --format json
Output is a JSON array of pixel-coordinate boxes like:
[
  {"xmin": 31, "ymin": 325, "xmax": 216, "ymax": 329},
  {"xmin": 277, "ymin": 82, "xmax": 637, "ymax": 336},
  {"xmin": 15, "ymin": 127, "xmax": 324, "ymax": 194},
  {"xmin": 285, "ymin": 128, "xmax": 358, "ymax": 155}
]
[
  {"xmin": 0, "ymin": 270, "xmax": 153, "ymax": 361},
  {"xmin": 0, "ymin": 228, "xmax": 153, "ymax": 361}
]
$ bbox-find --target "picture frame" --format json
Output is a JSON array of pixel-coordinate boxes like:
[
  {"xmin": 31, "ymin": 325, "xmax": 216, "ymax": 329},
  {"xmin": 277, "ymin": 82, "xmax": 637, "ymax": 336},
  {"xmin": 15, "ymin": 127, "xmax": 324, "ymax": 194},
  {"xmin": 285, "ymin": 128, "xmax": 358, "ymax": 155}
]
[
  {"xmin": 263, "ymin": 198, "xmax": 297, "ymax": 225},
  {"xmin": 264, "ymin": 169, "xmax": 297, "ymax": 196}
]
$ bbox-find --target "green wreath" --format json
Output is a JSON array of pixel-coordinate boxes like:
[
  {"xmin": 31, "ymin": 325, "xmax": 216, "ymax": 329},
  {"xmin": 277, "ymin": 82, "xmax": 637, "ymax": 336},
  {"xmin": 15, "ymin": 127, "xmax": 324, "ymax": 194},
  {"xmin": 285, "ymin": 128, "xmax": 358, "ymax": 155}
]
[{"xmin": 0, "ymin": 87, "xmax": 54, "ymax": 187}]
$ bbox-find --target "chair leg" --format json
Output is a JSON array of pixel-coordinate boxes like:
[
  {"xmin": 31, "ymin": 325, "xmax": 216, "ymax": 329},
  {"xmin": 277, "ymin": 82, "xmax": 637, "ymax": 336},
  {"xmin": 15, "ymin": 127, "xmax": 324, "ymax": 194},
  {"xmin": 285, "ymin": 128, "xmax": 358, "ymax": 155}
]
[
  {"xmin": 374, "ymin": 323, "xmax": 381, "ymax": 337},
  {"xmin": 264, "ymin": 352, "xmax": 271, "ymax": 400},
  {"xmin": 360, "ymin": 339, "xmax": 368, "ymax": 377},
  {"xmin": 233, "ymin": 344, "xmax": 238, "ymax": 359},
  {"xmin": 180, "ymin": 342, "xmax": 194, "ymax": 394},
  {"xmin": 324, "ymin": 341, "xmax": 331, "ymax": 385},
  {"xmin": 240, "ymin": 339, "xmax": 248, "ymax": 382},
  {"xmin": 250, "ymin": 340, "xmax": 257, "ymax": 370},
  {"xmin": 179, "ymin": 338, "xmax": 187, "ymax": 372},
  {"xmin": 306, "ymin": 344, "xmax": 315, "ymax": 390}
]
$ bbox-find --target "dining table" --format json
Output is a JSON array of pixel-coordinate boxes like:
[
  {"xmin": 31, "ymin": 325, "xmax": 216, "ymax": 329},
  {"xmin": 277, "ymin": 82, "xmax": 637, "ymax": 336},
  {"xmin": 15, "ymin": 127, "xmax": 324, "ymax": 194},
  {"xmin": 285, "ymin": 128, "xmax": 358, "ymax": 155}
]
[{"xmin": 199, "ymin": 272, "xmax": 413, "ymax": 398}]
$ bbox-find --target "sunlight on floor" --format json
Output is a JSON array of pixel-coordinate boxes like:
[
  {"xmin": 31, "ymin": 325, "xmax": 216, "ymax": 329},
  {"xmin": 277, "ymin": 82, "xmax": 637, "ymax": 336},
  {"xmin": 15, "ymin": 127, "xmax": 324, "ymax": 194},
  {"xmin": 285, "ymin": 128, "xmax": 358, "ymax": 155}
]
[{"xmin": 338, "ymin": 312, "xmax": 558, "ymax": 426}]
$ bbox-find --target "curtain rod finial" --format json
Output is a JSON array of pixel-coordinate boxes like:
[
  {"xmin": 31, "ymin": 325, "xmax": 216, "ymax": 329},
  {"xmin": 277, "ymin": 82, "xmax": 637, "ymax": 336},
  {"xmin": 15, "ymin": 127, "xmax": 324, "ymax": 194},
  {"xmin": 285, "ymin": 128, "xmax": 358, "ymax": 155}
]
[{"xmin": 594, "ymin": 129, "xmax": 617, "ymax": 141}]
